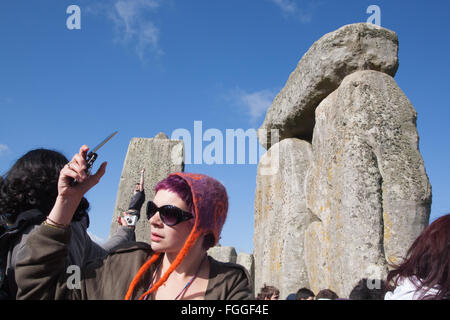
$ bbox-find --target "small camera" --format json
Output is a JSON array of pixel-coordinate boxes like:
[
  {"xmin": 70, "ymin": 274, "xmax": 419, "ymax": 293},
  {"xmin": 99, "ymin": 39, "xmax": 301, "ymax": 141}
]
[{"xmin": 125, "ymin": 215, "xmax": 138, "ymax": 227}]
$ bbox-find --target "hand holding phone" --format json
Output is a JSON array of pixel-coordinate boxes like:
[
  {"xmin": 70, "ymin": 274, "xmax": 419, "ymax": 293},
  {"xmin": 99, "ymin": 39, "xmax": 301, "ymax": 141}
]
[{"xmin": 69, "ymin": 131, "xmax": 117, "ymax": 186}]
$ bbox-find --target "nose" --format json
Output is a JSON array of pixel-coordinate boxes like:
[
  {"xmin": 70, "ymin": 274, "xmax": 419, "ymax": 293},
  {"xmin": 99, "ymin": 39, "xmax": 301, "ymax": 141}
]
[{"xmin": 149, "ymin": 211, "xmax": 163, "ymax": 227}]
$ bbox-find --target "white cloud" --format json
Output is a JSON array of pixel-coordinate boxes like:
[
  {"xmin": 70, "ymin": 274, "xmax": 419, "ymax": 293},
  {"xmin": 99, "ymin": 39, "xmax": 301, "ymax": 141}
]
[
  {"xmin": 270, "ymin": 0, "xmax": 297, "ymax": 14},
  {"xmin": 227, "ymin": 88, "xmax": 276, "ymax": 125},
  {"xmin": 0, "ymin": 144, "xmax": 11, "ymax": 157},
  {"xmin": 88, "ymin": 0, "xmax": 164, "ymax": 62},
  {"xmin": 268, "ymin": 0, "xmax": 313, "ymax": 23}
]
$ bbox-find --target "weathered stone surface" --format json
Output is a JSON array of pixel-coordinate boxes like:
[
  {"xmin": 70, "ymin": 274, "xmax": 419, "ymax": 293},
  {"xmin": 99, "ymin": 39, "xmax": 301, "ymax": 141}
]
[
  {"xmin": 207, "ymin": 246, "xmax": 237, "ymax": 264},
  {"xmin": 254, "ymin": 138, "xmax": 314, "ymax": 299},
  {"xmin": 237, "ymin": 252, "xmax": 255, "ymax": 285},
  {"xmin": 154, "ymin": 132, "xmax": 168, "ymax": 139},
  {"xmin": 304, "ymin": 70, "xmax": 431, "ymax": 297},
  {"xmin": 110, "ymin": 134, "xmax": 184, "ymax": 243},
  {"xmin": 258, "ymin": 23, "xmax": 399, "ymax": 149}
]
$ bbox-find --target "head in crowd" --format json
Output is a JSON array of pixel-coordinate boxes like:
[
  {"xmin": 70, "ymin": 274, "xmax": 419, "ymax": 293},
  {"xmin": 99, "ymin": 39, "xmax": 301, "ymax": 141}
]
[
  {"xmin": 385, "ymin": 214, "xmax": 450, "ymax": 300},
  {"xmin": 296, "ymin": 287, "xmax": 315, "ymax": 300},
  {"xmin": 349, "ymin": 278, "xmax": 385, "ymax": 300},
  {"xmin": 0, "ymin": 148, "xmax": 89, "ymax": 224},
  {"xmin": 285, "ymin": 293, "xmax": 297, "ymax": 300},
  {"xmin": 125, "ymin": 172, "xmax": 228, "ymax": 300},
  {"xmin": 315, "ymin": 289, "xmax": 339, "ymax": 300},
  {"xmin": 256, "ymin": 284, "xmax": 280, "ymax": 300}
]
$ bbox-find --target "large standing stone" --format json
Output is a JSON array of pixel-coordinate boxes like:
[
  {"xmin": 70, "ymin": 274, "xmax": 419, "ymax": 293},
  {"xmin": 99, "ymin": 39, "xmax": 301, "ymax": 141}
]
[
  {"xmin": 110, "ymin": 134, "xmax": 184, "ymax": 243},
  {"xmin": 207, "ymin": 246, "xmax": 237, "ymax": 264},
  {"xmin": 304, "ymin": 70, "xmax": 431, "ymax": 297},
  {"xmin": 258, "ymin": 23, "xmax": 399, "ymax": 149},
  {"xmin": 237, "ymin": 252, "xmax": 255, "ymax": 292},
  {"xmin": 254, "ymin": 138, "xmax": 314, "ymax": 299}
]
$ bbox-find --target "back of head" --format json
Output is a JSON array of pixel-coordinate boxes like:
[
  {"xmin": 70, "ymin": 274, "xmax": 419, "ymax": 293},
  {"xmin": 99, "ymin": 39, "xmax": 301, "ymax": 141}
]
[
  {"xmin": 316, "ymin": 289, "xmax": 339, "ymax": 300},
  {"xmin": 170, "ymin": 172, "xmax": 228, "ymax": 247},
  {"xmin": 385, "ymin": 214, "xmax": 450, "ymax": 300},
  {"xmin": 0, "ymin": 148, "xmax": 89, "ymax": 222},
  {"xmin": 285, "ymin": 293, "xmax": 297, "ymax": 300},
  {"xmin": 296, "ymin": 287, "xmax": 315, "ymax": 300},
  {"xmin": 256, "ymin": 284, "xmax": 280, "ymax": 300},
  {"xmin": 349, "ymin": 278, "xmax": 385, "ymax": 300}
]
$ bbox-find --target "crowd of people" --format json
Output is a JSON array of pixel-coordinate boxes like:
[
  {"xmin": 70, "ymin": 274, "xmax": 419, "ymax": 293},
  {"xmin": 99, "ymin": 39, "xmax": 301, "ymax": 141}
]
[
  {"xmin": 257, "ymin": 281, "xmax": 384, "ymax": 300},
  {"xmin": 0, "ymin": 146, "xmax": 448, "ymax": 300}
]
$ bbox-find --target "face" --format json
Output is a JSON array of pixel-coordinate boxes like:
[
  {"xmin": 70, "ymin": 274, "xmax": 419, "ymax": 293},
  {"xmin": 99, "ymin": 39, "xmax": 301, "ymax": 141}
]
[{"xmin": 149, "ymin": 189, "xmax": 194, "ymax": 253}]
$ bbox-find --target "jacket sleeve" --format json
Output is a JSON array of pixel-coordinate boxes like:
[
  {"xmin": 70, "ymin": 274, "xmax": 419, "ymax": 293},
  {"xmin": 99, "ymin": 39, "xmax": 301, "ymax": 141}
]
[
  {"xmin": 100, "ymin": 226, "xmax": 136, "ymax": 253},
  {"xmin": 15, "ymin": 223, "xmax": 151, "ymax": 300},
  {"xmin": 226, "ymin": 267, "xmax": 255, "ymax": 300},
  {"xmin": 128, "ymin": 191, "xmax": 145, "ymax": 213},
  {"xmin": 15, "ymin": 223, "xmax": 86, "ymax": 300}
]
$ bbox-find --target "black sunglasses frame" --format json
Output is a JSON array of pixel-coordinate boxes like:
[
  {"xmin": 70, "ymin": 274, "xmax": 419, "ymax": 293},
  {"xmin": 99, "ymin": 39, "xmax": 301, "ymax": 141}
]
[{"xmin": 146, "ymin": 201, "xmax": 194, "ymax": 226}]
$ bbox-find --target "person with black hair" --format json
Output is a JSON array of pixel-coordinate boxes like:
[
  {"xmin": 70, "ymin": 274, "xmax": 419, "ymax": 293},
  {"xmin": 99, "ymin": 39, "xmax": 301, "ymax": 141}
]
[
  {"xmin": 315, "ymin": 289, "xmax": 339, "ymax": 300},
  {"xmin": 349, "ymin": 278, "xmax": 385, "ymax": 300},
  {"xmin": 296, "ymin": 287, "xmax": 315, "ymax": 300},
  {"xmin": 0, "ymin": 148, "xmax": 136, "ymax": 299}
]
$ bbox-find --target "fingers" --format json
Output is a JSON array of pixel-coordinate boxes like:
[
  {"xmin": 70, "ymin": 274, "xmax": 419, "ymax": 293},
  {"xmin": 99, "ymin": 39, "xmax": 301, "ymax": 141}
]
[
  {"xmin": 79, "ymin": 145, "xmax": 89, "ymax": 159},
  {"xmin": 67, "ymin": 145, "xmax": 89, "ymax": 181},
  {"xmin": 61, "ymin": 164, "xmax": 83, "ymax": 183},
  {"xmin": 70, "ymin": 157, "xmax": 88, "ymax": 180}
]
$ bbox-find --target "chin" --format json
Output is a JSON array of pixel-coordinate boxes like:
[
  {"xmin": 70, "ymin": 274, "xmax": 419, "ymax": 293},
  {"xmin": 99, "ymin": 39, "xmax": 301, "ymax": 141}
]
[{"xmin": 150, "ymin": 242, "xmax": 165, "ymax": 252}]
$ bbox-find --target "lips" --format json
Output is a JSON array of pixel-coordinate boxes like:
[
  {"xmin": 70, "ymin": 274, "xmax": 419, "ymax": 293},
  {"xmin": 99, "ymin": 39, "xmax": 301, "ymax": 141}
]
[{"xmin": 151, "ymin": 232, "xmax": 164, "ymax": 242}]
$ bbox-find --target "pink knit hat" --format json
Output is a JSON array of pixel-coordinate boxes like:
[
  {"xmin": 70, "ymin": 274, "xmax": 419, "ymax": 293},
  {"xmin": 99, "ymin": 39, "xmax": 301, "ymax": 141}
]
[{"xmin": 169, "ymin": 172, "xmax": 228, "ymax": 245}]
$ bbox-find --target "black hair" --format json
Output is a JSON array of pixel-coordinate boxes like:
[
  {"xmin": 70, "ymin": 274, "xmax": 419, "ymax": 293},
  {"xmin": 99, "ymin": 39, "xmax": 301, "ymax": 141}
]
[
  {"xmin": 315, "ymin": 289, "xmax": 339, "ymax": 300},
  {"xmin": 296, "ymin": 287, "xmax": 315, "ymax": 300},
  {"xmin": 0, "ymin": 148, "xmax": 89, "ymax": 223},
  {"xmin": 349, "ymin": 278, "xmax": 386, "ymax": 300},
  {"xmin": 203, "ymin": 233, "xmax": 216, "ymax": 250}
]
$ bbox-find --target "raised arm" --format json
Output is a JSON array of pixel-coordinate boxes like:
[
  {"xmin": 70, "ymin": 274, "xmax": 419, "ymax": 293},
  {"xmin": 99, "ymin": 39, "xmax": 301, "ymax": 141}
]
[
  {"xmin": 139, "ymin": 168, "xmax": 145, "ymax": 192},
  {"xmin": 15, "ymin": 145, "xmax": 107, "ymax": 299},
  {"xmin": 47, "ymin": 145, "xmax": 107, "ymax": 228}
]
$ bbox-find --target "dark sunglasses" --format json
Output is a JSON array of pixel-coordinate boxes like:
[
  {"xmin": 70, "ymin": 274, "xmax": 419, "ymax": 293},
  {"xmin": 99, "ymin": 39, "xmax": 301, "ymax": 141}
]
[{"xmin": 146, "ymin": 201, "xmax": 194, "ymax": 226}]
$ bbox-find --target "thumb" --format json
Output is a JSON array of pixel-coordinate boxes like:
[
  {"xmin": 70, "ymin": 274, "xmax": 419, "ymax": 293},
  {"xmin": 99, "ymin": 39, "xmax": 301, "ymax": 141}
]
[{"xmin": 84, "ymin": 162, "xmax": 107, "ymax": 191}]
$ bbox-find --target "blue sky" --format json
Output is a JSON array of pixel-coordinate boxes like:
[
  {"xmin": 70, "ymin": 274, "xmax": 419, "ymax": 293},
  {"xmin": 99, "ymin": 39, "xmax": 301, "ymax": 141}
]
[{"xmin": 0, "ymin": 0, "xmax": 449, "ymax": 254}]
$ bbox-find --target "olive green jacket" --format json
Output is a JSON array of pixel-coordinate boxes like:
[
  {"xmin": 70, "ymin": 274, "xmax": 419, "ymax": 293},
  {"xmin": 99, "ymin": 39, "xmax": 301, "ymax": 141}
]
[{"xmin": 15, "ymin": 223, "xmax": 254, "ymax": 300}]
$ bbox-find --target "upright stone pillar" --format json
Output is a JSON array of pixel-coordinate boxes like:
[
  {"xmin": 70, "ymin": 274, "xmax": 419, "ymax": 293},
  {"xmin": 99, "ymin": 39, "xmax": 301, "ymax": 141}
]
[
  {"xmin": 207, "ymin": 246, "xmax": 237, "ymax": 264},
  {"xmin": 304, "ymin": 71, "xmax": 431, "ymax": 297},
  {"xmin": 254, "ymin": 138, "xmax": 314, "ymax": 299},
  {"xmin": 237, "ymin": 252, "xmax": 255, "ymax": 294},
  {"xmin": 110, "ymin": 133, "xmax": 184, "ymax": 243}
]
